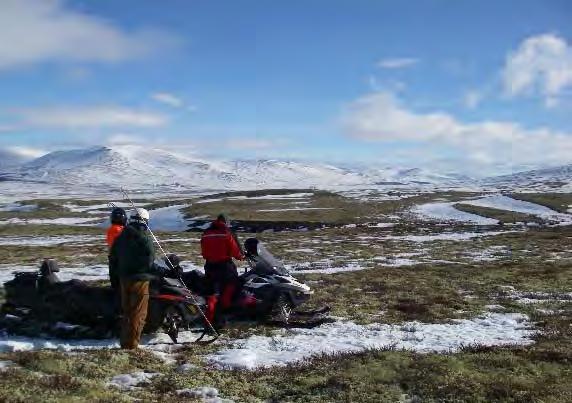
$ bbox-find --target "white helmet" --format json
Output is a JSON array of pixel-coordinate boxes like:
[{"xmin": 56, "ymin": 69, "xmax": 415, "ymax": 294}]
[{"xmin": 129, "ymin": 208, "xmax": 150, "ymax": 224}]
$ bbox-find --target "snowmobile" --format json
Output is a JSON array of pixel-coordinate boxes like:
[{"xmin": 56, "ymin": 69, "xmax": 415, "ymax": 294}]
[
  {"xmin": 0, "ymin": 259, "xmax": 207, "ymax": 342},
  {"xmin": 182, "ymin": 238, "xmax": 327, "ymax": 325}
]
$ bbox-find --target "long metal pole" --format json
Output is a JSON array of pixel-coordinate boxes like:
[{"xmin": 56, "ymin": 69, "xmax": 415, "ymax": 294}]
[{"xmin": 120, "ymin": 187, "xmax": 219, "ymax": 338}]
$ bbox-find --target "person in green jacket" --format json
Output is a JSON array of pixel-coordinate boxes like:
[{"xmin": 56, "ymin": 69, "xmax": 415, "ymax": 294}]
[{"xmin": 109, "ymin": 207, "xmax": 158, "ymax": 349}]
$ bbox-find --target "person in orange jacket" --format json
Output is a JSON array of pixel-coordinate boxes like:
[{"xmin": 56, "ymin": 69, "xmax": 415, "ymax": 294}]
[
  {"xmin": 107, "ymin": 207, "xmax": 127, "ymax": 290},
  {"xmin": 200, "ymin": 214, "xmax": 244, "ymax": 329}
]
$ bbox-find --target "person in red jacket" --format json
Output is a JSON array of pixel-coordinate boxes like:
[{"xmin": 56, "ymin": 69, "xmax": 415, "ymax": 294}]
[
  {"xmin": 107, "ymin": 207, "xmax": 127, "ymax": 290},
  {"xmin": 200, "ymin": 213, "xmax": 244, "ymax": 329},
  {"xmin": 107, "ymin": 207, "xmax": 127, "ymax": 248}
]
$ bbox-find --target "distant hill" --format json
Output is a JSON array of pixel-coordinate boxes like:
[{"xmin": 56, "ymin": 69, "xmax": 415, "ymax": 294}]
[
  {"xmin": 484, "ymin": 165, "xmax": 572, "ymax": 191},
  {"xmin": 3, "ymin": 144, "xmax": 473, "ymax": 192}
]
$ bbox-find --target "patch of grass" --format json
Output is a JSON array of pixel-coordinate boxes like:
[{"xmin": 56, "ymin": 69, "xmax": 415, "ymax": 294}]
[
  {"xmin": 454, "ymin": 203, "xmax": 544, "ymax": 224},
  {"xmin": 509, "ymin": 192, "xmax": 572, "ymax": 214},
  {"xmin": 1, "ymin": 193, "xmax": 572, "ymax": 401},
  {"xmin": 185, "ymin": 190, "xmax": 487, "ymax": 228}
]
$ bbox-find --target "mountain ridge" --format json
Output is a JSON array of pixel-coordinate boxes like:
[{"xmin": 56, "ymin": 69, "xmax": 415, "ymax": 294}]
[{"xmin": 2, "ymin": 144, "xmax": 571, "ymax": 192}]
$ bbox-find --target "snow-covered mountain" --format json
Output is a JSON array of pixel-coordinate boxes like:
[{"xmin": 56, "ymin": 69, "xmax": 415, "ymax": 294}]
[
  {"xmin": 485, "ymin": 165, "xmax": 572, "ymax": 191},
  {"xmin": 362, "ymin": 166, "xmax": 473, "ymax": 186},
  {"xmin": 2, "ymin": 145, "xmax": 470, "ymax": 192},
  {"xmin": 3, "ymin": 145, "xmax": 570, "ymax": 193}
]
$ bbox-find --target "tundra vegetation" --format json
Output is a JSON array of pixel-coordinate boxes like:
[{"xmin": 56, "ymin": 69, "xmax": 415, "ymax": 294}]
[{"xmin": 0, "ymin": 190, "xmax": 570, "ymax": 402}]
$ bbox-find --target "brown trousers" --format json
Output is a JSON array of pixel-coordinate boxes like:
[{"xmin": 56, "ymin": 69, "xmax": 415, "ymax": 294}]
[{"xmin": 120, "ymin": 280, "xmax": 149, "ymax": 349}]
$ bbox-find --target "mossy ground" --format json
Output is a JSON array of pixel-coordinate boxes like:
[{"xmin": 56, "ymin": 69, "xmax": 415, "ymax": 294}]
[{"xmin": 0, "ymin": 191, "xmax": 570, "ymax": 402}]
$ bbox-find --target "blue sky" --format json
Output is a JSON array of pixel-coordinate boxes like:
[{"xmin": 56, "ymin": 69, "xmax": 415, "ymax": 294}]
[{"xmin": 1, "ymin": 0, "xmax": 572, "ymax": 175}]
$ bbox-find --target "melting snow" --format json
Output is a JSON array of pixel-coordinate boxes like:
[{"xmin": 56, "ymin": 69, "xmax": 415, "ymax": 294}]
[
  {"xmin": 149, "ymin": 204, "xmax": 191, "ymax": 232},
  {"xmin": 498, "ymin": 287, "xmax": 572, "ymax": 305},
  {"xmin": 464, "ymin": 246, "xmax": 511, "ymax": 262},
  {"xmin": 206, "ymin": 313, "xmax": 535, "ymax": 369},
  {"xmin": 0, "ymin": 203, "xmax": 37, "ymax": 212},
  {"xmin": 257, "ymin": 207, "xmax": 334, "ymax": 212},
  {"xmin": 368, "ymin": 223, "xmax": 395, "ymax": 228},
  {"xmin": 386, "ymin": 231, "xmax": 512, "ymax": 242},
  {"xmin": 176, "ymin": 386, "xmax": 229, "ymax": 402},
  {"xmin": 107, "ymin": 371, "xmax": 160, "ymax": 390},
  {"xmin": 64, "ymin": 201, "xmax": 147, "ymax": 213},
  {"xmin": 294, "ymin": 263, "xmax": 366, "ymax": 274},
  {"xmin": 229, "ymin": 192, "xmax": 313, "ymax": 200},
  {"xmin": 0, "ymin": 329, "xmax": 204, "ymax": 354},
  {"xmin": 463, "ymin": 195, "xmax": 572, "ymax": 224},
  {"xmin": 176, "ymin": 363, "xmax": 199, "ymax": 372},
  {"xmin": 412, "ymin": 202, "xmax": 499, "ymax": 225},
  {"xmin": 0, "ymin": 264, "xmax": 110, "ymax": 284},
  {"xmin": 0, "ymin": 217, "xmax": 101, "ymax": 226},
  {"xmin": 0, "ymin": 360, "xmax": 16, "ymax": 371},
  {"xmin": 0, "ymin": 235, "xmax": 103, "ymax": 247}
]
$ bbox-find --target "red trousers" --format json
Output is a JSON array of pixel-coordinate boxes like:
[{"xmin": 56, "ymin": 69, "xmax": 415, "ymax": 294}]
[{"xmin": 204, "ymin": 261, "xmax": 238, "ymax": 323}]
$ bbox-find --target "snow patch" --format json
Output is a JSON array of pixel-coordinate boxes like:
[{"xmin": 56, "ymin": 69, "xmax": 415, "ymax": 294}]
[
  {"xmin": 149, "ymin": 204, "xmax": 191, "ymax": 232},
  {"xmin": 0, "ymin": 235, "xmax": 102, "ymax": 247},
  {"xmin": 0, "ymin": 217, "xmax": 101, "ymax": 226},
  {"xmin": 0, "ymin": 203, "xmax": 37, "ymax": 212},
  {"xmin": 294, "ymin": 263, "xmax": 366, "ymax": 274},
  {"xmin": 412, "ymin": 202, "xmax": 499, "ymax": 225},
  {"xmin": 229, "ymin": 192, "xmax": 313, "ymax": 200},
  {"xmin": 368, "ymin": 222, "xmax": 395, "ymax": 228},
  {"xmin": 386, "ymin": 231, "xmax": 512, "ymax": 242},
  {"xmin": 257, "ymin": 207, "xmax": 334, "ymax": 212},
  {"xmin": 0, "ymin": 264, "xmax": 109, "ymax": 285},
  {"xmin": 176, "ymin": 363, "xmax": 199, "ymax": 372},
  {"xmin": 64, "ymin": 201, "xmax": 147, "ymax": 213},
  {"xmin": 0, "ymin": 329, "xmax": 205, "ymax": 354},
  {"xmin": 206, "ymin": 313, "xmax": 535, "ymax": 369},
  {"xmin": 464, "ymin": 246, "xmax": 511, "ymax": 262},
  {"xmin": 0, "ymin": 360, "xmax": 16, "ymax": 371},
  {"xmin": 107, "ymin": 371, "xmax": 160, "ymax": 390},
  {"xmin": 499, "ymin": 289, "xmax": 572, "ymax": 305},
  {"xmin": 463, "ymin": 195, "xmax": 572, "ymax": 225}
]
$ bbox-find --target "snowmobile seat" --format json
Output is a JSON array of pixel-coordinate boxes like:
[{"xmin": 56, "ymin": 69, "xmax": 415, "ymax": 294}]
[
  {"xmin": 181, "ymin": 270, "xmax": 209, "ymax": 295},
  {"xmin": 37, "ymin": 273, "xmax": 60, "ymax": 291},
  {"xmin": 4, "ymin": 272, "xmax": 40, "ymax": 308},
  {"xmin": 162, "ymin": 277, "xmax": 185, "ymax": 288},
  {"xmin": 149, "ymin": 276, "xmax": 189, "ymax": 297}
]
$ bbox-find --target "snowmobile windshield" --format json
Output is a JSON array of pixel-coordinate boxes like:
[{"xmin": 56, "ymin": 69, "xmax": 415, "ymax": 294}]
[{"xmin": 252, "ymin": 244, "xmax": 289, "ymax": 275}]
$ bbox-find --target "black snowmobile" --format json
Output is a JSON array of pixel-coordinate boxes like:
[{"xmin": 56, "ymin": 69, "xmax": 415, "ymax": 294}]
[
  {"xmin": 0, "ymin": 259, "xmax": 207, "ymax": 342},
  {"xmin": 182, "ymin": 238, "xmax": 328, "ymax": 325},
  {"xmin": 0, "ymin": 240, "xmax": 327, "ymax": 342}
]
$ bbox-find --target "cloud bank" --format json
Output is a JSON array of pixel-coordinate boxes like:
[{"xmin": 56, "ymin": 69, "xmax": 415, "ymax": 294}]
[
  {"xmin": 12, "ymin": 106, "xmax": 168, "ymax": 129},
  {"xmin": 0, "ymin": 0, "xmax": 179, "ymax": 70},
  {"xmin": 378, "ymin": 58, "xmax": 419, "ymax": 69},
  {"xmin": 343, "ymin": 91, "xmax": 572, "ymax": 168}
]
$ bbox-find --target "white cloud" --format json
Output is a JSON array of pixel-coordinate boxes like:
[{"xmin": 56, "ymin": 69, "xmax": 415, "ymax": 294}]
[
  {"xmin": 343, "ymin": 91, "xmax": 572, "ymax": 167},
  {"xmin": 378, "ymin": 58, "xmax": 419, "ymax": 69},
  {"xmin": 502, "ymin": 33, "xmax": 572, "ymax": 101},
  {"xmin": 463, "ymin": 90, "xmax": 483, "ymax": 109},
  {"xmin": 0, "ymin": 0, "xmax": 179, "ymax": 70},
  {"xmin": 106, "ymin": 133, "xmax": 143, "ymax": 145},
  {"xmin": 0, "ymin": 145, "xmax": 46, "ymax": 166},
  {"xmin": 0, "ymin": 125, "xmax": 18, "ymax": 133},
  {"xmin": 223, "ymin": 139, "xmax": 281, "ymax": 150},
  {"xmin": 13, "ymin": 106, "xmax": 168, "ymax": 129},
  {"xmin": 544, "ymin": 96, "xmax": 560, "ymax": 109},
  {"xmin": 3, "ymin": 145, "xmax": 46, "ymax": 158},
  {"xmin": 151, "ymin": 93, "xmax": 184, "ymax": 108}
]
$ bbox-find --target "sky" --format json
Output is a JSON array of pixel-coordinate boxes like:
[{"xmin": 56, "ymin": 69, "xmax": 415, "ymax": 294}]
[{"xmin": 0, "ymin": 0, "xmax": 572, "ymax": 176}]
